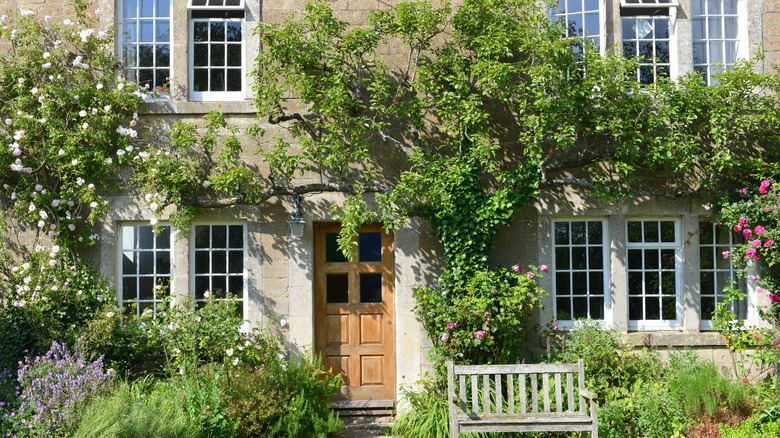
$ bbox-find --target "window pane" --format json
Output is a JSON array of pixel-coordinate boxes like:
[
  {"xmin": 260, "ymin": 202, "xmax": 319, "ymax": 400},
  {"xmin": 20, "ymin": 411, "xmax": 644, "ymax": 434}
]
[
  {"xmin": 195, "ymin": 251, "xmax": 209, "ymax": 274},
  {"xmin": 211, "ymin": 276, "xmax": 227, "ymax": 298},
  {"xmin": 644, "ymin": 249, "xmax": 659, "ymax": 269},
  {"xmin": 140, "ymin": 277, "xmax": 154, "ymax": 300},
  {"xmin": 211, "ymin": 44, "xmax": 225, "ymax": 66},
  {"xmin": 226, "ymin": 22, "xmax": 242, "ymax": 41},
  {"xmin": 193, "ymin": 68, "xmax": 207, "ymax": 91},
  {"xmin": 156, "ymin": 252, "xmax": 170, "ymax": 274},
  {"xmin": 326, "ymin": 233, "xmax": 349, "ymax": 263},
  {"xmin": 589, "ymin": 272, "xmax": 603, "ymax": 295},
  {"xmin": 211, "ymin": 22, "xmax": 226, "ymax": 41},
  {"xmin": 555, "ymin": 222, "xmax": 569, "ymax": 245},
  {"xmin": 573, "ymin": 297, "xmax": 588, "ymax": 318},
  {"xmin": 139, "ymin": 20, "xmax": 154, "ymax": 42},
  {"xmin": 360, "ymin": 273, "xmax": 382, "ymax": 303},
  {"xmin": 211, "ymin": 250, "xmax": 227, "ymax": 273},
  {"xmin": 571, "ymin": 222, "xmax": 586, "ymax": 244},
  {"xmin": 627, "ymin": 221, "xmax": 642, "ymax": 242},
  {"xmin": 327, "ymin": 274, "xmax": 349, "ymax": 304},
  {"xmin": 211, "ymin": 70, "xmax": 225, "ymax": 91},
  {"xmin": 590, "ymin": 297, "xmax": 604, "ymax": 319},
  {"xmin": 556, "ymin": 272, "xmax": 571, "ymax": 295},
  {"xmin": 195, "ymin": 277, "xmax": 209, "ymax": 299},
  {"xmin": 194, "ymin": 44, "xmax": 208, "ymax": 67},
  {"xmin": 227, "ymin": 69, "xmax": 242, "ymax": 91},
  {"xmin": 123, "ymin": 252, "xmax": 137, "ymax": 275},
  {"xmin": 587, "ymin": 222, "xmax": 602, "ymax": 244},
  {"xmin": 228, "ymin": 276, "xmax": 243, "ymax": 294},
  {"xmin": 194, "ymin": 22, "xmax": 209, "ymax": 42},
  {"xmin": 156, "ymin": 21, "xmax": 170, "ymax": 42},
  {"xmin": 124, "ymin": 0, "xmax": 139, "ymax": 18},
  {"xmin": 572, "ymin": 272, "xmax": 587, "ymax": 294},
  {"xmin": 195, "ymin": 225, "xmax": 210, "ymax": 248},
  {"xmin": 555, "ymin": 247, "xmax": 570, "ymax": 270},
  {"xmin": 212, "ymin": 226, "xmax": 227, "ymax": 248},
  {"xmin": 643, "ymin": 221, "xmax": 659, "ymax": 242},
  {"xmin": 157, "ymin": 0, "xmax": 171, "ymax": 17},
  {"xmin": 227, "ymin": 45, "xmax": 242, "ymax": 66},
  {"xmin": 588, "ymin": 247, "xmax": 603, "ymax": 269},
  {"xmin": 572, "ymin": 247, "xmax": 587, "ymax": 269},
  {"xmin": 140, "ymin": 0, "xmax": 154, "ymax": 17},
  {"xmin": 228, "ymin": 251, "xmax": 243, "ymax": 273},
  {"xmin": 229, "ymin": 225, "xmax": 244, "ymax": 248},
  {"xmin": 123, "ymin": 278, "xmax": 138, "ymax": 301},
  {"xmin": 557, "ymin": 298, "xmax": 571, "ymax": 320},
  {"xmin": 359, "ymin": 233, "xmax": 382, "ymax": 262}
]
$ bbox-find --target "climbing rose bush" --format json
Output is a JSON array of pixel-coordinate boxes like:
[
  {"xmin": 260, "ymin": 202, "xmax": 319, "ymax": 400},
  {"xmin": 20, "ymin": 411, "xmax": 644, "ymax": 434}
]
[
  {"xmin": 0, "ymin": 0, "xmax": 145, "ymax": 250},
  {"xmin": 414, "ymin": 265, "xmax": 547, "ymax": 365},
  {"xmin": 716, "ymin": 172, "xmax": 780, "ymax": 373}
]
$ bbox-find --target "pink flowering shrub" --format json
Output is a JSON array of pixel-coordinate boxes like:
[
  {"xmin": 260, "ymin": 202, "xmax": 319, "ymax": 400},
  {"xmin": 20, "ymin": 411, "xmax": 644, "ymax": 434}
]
[
  {"xmin": 716, "ymin": 174, "xmax": 780, "ymax": 373},
  {"xmin": 414, "ymin": 265, "xmax": 546, "ymax": 365}
]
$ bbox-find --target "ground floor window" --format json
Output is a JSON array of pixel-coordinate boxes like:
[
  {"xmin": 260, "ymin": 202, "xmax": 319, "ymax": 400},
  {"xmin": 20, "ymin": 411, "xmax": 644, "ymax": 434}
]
[
  {"xmin": 192, "ymin": 223, "xmax": 246, "ymax": 314},
  {"xmin": 119, "ymin": 224, "xmax": 172, "ymax": 316}
]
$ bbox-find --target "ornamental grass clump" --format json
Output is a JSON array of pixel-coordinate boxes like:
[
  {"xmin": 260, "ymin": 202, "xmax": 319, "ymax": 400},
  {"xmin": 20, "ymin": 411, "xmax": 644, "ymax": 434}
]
[{"xmin": 15, "ymin": 341, "xmax": 114, "ymax": 436}]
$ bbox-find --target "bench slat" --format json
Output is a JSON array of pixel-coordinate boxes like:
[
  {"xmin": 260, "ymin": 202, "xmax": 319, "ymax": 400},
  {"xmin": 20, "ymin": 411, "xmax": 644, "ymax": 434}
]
[
  {"xmin": 555, "ymin": 373, "xmax": 562, "ymax": 412},
  {"xmin": 567, "ymin": 373, "xmax": 574, "ymax": 412},
  {"xmin": 483, "ymin": 374, "xmax": 490, "ymax": 414},
  {"xmin": 457, "ymin": 413, "xmax": 593, "ymax": 424},
  {"xmin": 519, "ymin": 373, "xmax": 527, "ymax": 413},
  {"xmin": 531, "ymin": 373, "xmax": 538, "ymax": 412},
  {"xmin": 507, "ymin": 374, "xmax": 515, "ymax": 413},
  {"xmin": 459, "ymin": 374, "xmax": 467, "ymax": 414},
  {"xmin": 543, "ymin": 373, "xmax": 550, "ymax": 412},
  {"xmin": 495, "ymin": 374, "xmax": 502, "ymax": 413},
  {"xmin": 471, "ymin": 374, "xmax": 478, "ymax": 414}
]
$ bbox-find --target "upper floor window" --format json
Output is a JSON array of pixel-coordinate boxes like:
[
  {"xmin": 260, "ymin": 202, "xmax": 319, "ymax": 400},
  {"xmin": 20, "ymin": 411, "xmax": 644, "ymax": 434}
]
[
  {"xmin": 692, "ymin": 0, "xmax": 740, "ymax": 85},
  {"xmin": 119, "ymin": 0, "xmax": 172, "ymax": 96},
  {"xmin": 627, "ymin": 219, "xmax": 681, "ymax": 329},
  {"xmin": 552, "ymin": 220, "xmax": 609, "ymax": 323},
  {"xmin": 550, "ymin": 0, "xmax": 602, "ymax": 52},
  {"xmin": 119, "ymin": 224, "xmax": 172, "ymax": 316},
  {"xmin": 188, "ymin": 0, "xmax": 246, "ymax": 101},
  {"xmin": 621, "ymin": 13, "xmax": 671, "ymax": 84}
]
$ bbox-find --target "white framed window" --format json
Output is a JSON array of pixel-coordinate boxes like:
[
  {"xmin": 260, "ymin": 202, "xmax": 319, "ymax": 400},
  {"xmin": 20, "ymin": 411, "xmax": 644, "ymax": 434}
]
[
  {"xmin": 691, "ymin": 0, "xmax": 743, "ymax": 85},
  {"xmin": 118, "ymin": 224, "xmax": 172, "ymax": 316},
  {"xmin": 188, "ymin": 1, "xmax": 246, "ymax": 101},
  {"xmin": 552, "ymin": 220, "xmax": 609, "ymax": 325},
  {"xmin": 191, "ymin": 223, "xmax": 246, "ymax": 316},
  {"xmin": 118, "ymin": 0, "xmax": 172, "ymax": 96},
  {"xmin": 626, "ymin": 219, "xmax": 681, "ymax": 330},
  {"xmin": 699, "ymin": 221, "xmax": 747, "ymax": 328},
  {"xmin": 622, "ymin": 15, "xmax": 672, "ymax": 84},
  {"xmin": 550, "ymin": 0, "xmax": 603, "ymax": 53}
]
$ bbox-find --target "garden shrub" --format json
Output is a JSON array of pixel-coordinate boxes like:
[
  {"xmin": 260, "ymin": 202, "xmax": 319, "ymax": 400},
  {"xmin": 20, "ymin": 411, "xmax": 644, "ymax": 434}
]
[
  {"xmin": 172, "ymin": 369, "xmax": 238, "ymax": 437},
  {"xmin": 14, "ymin": 342, "xmax": 115, "ymax": 436},
  {"xmin": 415, "ymin": 266, "xmax": 546, "ymax": 366},
  {"xmin": 223, "ymin": 356, "xmax": 342, "ymax": 438},
  {"xmin": 391, "ymin": 380, "xmax": 450, "ymax": 438},
  {"xmin": 599, "ymin": 381, "xmax": 689, "ymax": 438},
  {"xmin": 544, "ymin": 319, "xmax": 663, "ymax": 401},
  {"xmin": 73, "ymin": 379, "xmax": 203, "ymax": 438}
]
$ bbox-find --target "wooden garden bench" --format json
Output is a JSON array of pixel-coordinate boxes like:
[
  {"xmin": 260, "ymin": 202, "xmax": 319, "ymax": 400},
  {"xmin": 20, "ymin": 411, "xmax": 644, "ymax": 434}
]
[{"xmin": 446, "ymin": 360, "xmax": 598, "ymax": 438}]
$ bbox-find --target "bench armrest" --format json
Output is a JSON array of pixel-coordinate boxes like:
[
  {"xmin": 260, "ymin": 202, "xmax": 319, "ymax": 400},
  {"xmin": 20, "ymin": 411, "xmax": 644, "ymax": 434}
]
[{"xmin": 579, "ymin": 389, "xmax": 598, "ymax": 400}]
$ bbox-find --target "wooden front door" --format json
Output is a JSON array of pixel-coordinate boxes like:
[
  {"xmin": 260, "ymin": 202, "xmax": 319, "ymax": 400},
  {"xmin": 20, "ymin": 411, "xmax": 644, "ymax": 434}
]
[{"xmin": 314, "ymin": 223, "xmax": 395, "ymax": 401}]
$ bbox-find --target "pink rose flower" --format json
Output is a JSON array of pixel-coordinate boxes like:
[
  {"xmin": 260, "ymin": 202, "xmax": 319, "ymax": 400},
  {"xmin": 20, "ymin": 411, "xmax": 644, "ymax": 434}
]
[
  {"xmin": 441, "ymin": 333, "xmax": 450, "ymax": 342},
  {"xmin": 753, "ymin": 239, "xmax": 763, "ymax": 247},
  {"xmin": 739, "ymin": 217, "xmax": 748, "ymax": 226},
  {"xmin": 746, "ymin": 248, "xmax": 757, "ymax": 258},
  {"xmin": 743, "ymin": 229, "xmax": 753, "ymax": 239},
  {"xmin": 527, "ymin": 272, "xmax": 536, "ymax": 279},
  {"xmin": 540, "ymin": 264, "xmax": 549, "ymax": 273},
  {"xmin": 734, "ymin": 224, "xmax": 743, "ymax": 233},
  {"xmin": 447, "ymin": 322, "xmax": 457, "ymax": 329},
  {"xmin": 739, "ymin": 188, "xmax": 748, "ymax": 197},
  {"xmin": 760, "ymin": 180, "xmax": 771, "ymax": 194},
  {"xmin": 512, "ymin": 265, "xmax": 521, "ymax": 272},
  {"xmin": 770, "ymin": 294, "xmax": 780, "ymax": 303},
  {"xmin": 765, "ymin": 239, "xmax": 773, "ymax": 247},
  {"xmin": 722, "ymin": 251, "xmax": 730, "ymax": 258},
  {"xmin": 475, "ymin": 331, "xmax": 485, "ymax": 339},
  {"xmin": 755, "ymin": 225, "xmax": 765, "ymax": 236}
]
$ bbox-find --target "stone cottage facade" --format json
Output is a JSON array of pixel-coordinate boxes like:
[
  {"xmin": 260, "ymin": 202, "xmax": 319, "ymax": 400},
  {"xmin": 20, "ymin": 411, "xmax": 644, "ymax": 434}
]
[{"xmin": 2, "ymin": 0, "xmax": 780, "ymax": 405}]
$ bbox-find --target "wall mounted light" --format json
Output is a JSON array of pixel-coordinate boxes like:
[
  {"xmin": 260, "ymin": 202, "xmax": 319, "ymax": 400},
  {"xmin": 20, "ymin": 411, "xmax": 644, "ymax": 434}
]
[{"xmin": 288, "ymin": 195, "xmax": 305, "ymax": 237}]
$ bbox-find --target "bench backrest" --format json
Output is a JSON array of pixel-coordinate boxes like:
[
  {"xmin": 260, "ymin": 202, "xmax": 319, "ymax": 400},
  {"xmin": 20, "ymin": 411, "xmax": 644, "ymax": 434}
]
[{"xmin": 446, "ymin": 360, "xmax": 587, "ymax": 416}]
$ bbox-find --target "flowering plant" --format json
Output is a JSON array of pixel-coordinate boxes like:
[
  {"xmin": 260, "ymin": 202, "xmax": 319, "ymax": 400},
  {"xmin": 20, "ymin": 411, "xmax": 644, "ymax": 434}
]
[
  {"xmin": 414, "ymin": 264, "xmax": 547, "ymax": 365},
  {"xmin": 0, "ymin": 0, "xmax": 144, "ymax": 249},
  {"xmin": 715, "ymin": 173, "xmax": 780, "ymax": 375}
]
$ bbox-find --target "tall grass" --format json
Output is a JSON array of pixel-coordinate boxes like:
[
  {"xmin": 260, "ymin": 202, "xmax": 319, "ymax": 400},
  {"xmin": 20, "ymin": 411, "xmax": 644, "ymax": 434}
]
[{"xmin": 73, "ymin": 379, "xmax": 203, "ymax": 438}]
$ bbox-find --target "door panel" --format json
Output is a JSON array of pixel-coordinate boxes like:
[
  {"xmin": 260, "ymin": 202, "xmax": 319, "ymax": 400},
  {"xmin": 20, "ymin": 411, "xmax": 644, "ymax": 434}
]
[{"xmin": 315, "ymin": 223, "xmax": 395, "ymax": 401}]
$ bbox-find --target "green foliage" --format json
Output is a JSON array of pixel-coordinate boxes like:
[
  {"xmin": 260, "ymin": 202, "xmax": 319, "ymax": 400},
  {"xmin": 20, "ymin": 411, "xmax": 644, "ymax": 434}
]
[
  {"xmin": 665, "ymin": 351, "xmax": 752, "ymax": 419},
  {"xmin": 391, "ymin": 380, "xmax": 450, "ymax": 438},
  {"xmin": 720, "ymin": 417, "xmax": 780, "ymax": 438},
  {"xmin": 5, "ymin": 249, "xmax": 118, "ymax": 349},
  {"xmin": 598, "ymin": 381, "xmax": 689, "ymax": 438},
  {"xmin": 543, "ymin": 319, "xmax": 663, "ymax": 400},
  {"xmin": 415, "ymin": 266, "xmax": 546, "ymax": 365},
  {"xmin": 223, "ymin": 356, "xmax": 342, "ymax": 438},
  {"xmin": 74, "ymin": 379, "xmax": 210, "ymax": 438}
]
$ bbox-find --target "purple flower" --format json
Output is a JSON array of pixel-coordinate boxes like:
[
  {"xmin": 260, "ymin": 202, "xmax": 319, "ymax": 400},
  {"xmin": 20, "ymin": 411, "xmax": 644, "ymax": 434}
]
[
  {"xmin": 739, "ymin": 188, "xmax": 748, "ymax": 197},
  {"xmin": 475, "ymin": 331, "xmax": 485, "ymax": 339}
]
